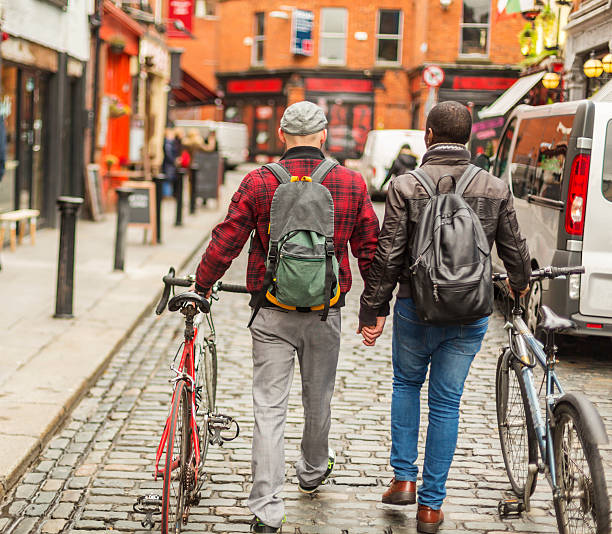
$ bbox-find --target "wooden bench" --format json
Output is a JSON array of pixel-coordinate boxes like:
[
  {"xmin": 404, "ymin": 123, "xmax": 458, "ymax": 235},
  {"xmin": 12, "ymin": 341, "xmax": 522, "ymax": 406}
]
[{"xmin": 0, "ymin": 209, "xmax": 40, "ymax": 251}]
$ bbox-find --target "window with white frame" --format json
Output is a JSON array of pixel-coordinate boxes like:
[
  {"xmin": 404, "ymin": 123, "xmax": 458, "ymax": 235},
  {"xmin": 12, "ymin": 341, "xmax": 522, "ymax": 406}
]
[
  {"xmin": 376, "ymin": 9, "xmax": 402, "ymax": 64},
  {"xmin": 252, "ymin": 12, "xmax": 265, "ymax": 66},
  {"xmin": 460, "ymin": 0, "xmax": 490, "ymax": 56},
  {"xmin": 319, "ymin": 7, "xmax": 347, "ymax": 65}
]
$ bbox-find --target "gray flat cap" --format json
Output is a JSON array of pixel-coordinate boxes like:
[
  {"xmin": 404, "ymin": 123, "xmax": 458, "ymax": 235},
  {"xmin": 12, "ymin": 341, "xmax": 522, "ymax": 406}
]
[{"xmin": 280, "ymin": 101, "xmax": 328, "ymax": 135}]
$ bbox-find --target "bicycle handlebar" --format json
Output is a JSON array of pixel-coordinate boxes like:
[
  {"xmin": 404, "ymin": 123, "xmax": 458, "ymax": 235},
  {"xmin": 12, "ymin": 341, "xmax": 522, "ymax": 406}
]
[
  {"xmin": 215, "ymin": 282, "xmax": 249, "ymax": 294},
  {"xmin": 492, "ymin": 265, "xmax": 585, "ymax": 283},
  {"xmin": 156, "ymin": 268, "xmax": 249, "ymax": 315}
]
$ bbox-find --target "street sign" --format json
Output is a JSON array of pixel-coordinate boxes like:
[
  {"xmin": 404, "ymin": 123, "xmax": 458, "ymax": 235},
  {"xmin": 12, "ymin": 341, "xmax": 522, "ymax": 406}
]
[
  {"xmin": 423, "ymin": 65, "xmax": 445, "ymax": 88},
  {"xmin": 291, "ymin": 9, "xmax": 314, "ymax": 56}
]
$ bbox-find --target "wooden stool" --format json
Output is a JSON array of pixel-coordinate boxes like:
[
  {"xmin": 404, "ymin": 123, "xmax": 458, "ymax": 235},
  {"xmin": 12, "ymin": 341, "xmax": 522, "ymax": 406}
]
[{"xmin": 0, "ymin": 209, "xmax": 40, "ymax": 251}]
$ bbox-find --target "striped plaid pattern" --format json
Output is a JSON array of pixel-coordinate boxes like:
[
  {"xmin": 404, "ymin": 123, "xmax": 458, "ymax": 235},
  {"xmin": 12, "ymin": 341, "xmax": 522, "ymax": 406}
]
[{"xmin": 195, "ymin": 158, "xmax": 380, "ymax": 295}]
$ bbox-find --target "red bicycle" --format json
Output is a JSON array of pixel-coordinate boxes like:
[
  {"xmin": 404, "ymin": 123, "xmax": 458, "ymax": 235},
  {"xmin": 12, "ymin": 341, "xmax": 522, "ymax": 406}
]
[{"xmin": 134, "ymin": 267, "xmax": 248, "ymax": 533}]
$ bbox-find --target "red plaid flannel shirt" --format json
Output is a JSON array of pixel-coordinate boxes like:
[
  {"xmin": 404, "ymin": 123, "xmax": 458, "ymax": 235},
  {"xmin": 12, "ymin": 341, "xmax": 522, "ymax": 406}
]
[{"xmin": 195, "ymin": 149, "xmax": 380, "ymax": 300}]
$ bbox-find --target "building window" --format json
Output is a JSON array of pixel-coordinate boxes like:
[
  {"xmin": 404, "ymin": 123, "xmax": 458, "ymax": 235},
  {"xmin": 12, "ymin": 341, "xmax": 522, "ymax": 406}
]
[
  {"xmin": 319, "ymin": 7, "xmax": 347, "ymax": 66},
  {"xmin": 376, "ymin": 9, "xmax": 402, "ymax": 64},
  {"xmin": 194, "ymin": 0, "xmax": 215, "ymax": 17},
  {"xmin": 460, "ymin": 0, "xmax": 489, "ymax": 56},
  {"xmin": 252, "ymin": 12, "xmax": 265, "ymax": 66}
]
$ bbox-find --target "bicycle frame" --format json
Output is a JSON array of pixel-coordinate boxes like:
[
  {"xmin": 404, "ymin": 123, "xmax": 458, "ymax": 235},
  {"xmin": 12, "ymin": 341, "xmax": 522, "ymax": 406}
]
[
  {"xmin": 154, "ymin": 306, "xmax": 204, "ymax": 486},
  {"xmin": 507, "ymin": 311, "xmax": 564, "ymax": 496}
]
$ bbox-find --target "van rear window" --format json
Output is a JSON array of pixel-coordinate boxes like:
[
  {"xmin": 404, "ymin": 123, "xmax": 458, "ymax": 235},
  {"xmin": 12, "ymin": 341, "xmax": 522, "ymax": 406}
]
[
  {"xmin": 511, "ymin": 114, "xmax": 574, "ymax": 201},
  {"xmin": 603, "ymin": 120, "xmax": 612, "ymax": 203}
]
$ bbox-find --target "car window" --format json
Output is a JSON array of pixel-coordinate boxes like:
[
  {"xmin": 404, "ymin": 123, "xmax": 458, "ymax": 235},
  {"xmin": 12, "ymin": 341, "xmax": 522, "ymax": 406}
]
[
  {"xmin": 603, "ymin": 120, "xmax": 612, "ymax": 203},
  {"xmin": 493, "ymin": 118, "xmax": 516, "ymax": 178},
  {"xmin": 510, "ymin": 114, "xmax": 574, "ymax": 201},
  {"xmin": 531, "ymin": 115, "xmax": 574, "ymax": 201}
]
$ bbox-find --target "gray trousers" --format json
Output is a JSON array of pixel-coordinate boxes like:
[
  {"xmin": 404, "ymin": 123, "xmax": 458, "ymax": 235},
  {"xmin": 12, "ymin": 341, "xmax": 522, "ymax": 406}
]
[{"xmin": 247, "ymin": 307, "xmax": 341, "ymax": 527}]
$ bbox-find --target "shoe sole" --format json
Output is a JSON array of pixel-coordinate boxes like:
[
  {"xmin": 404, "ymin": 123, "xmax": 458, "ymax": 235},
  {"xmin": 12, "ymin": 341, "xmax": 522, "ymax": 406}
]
[
  {"xmin": 298, "ymin": 478, "xmax": 328, "ymax": 494},
  {"xmin": 382, "ymin": 492, "xmax": 416, "ymax": 505},
  {"xmin": 416, "ymin": 517, "xmax": 443, "ymax": 534}
]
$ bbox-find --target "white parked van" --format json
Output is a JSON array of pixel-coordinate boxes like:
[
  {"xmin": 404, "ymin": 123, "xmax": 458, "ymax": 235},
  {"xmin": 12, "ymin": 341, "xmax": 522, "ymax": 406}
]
[
  {"xmin": 357, "ymin": 129, "xmax": 427, "ymax": 197},
  {"xmin": 174, "ymin": 120, "xmax": 249, "ymax": 169},
  {"xmin": 491, "ymin": 100, "xmax": 612, "ymax": 338}
]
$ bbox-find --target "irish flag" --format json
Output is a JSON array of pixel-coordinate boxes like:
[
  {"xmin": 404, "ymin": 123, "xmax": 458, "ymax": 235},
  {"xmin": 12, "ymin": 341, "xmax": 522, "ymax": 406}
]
[{"xmin": 497, "ymin": 0, "xmax": 534, "ymax": 14}]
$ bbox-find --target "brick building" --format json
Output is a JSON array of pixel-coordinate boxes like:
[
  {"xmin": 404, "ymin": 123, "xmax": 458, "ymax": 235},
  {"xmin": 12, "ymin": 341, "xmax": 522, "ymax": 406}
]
[{"xmin": 173, "ymin": 0, "xmax": 527, "ymax": 160}]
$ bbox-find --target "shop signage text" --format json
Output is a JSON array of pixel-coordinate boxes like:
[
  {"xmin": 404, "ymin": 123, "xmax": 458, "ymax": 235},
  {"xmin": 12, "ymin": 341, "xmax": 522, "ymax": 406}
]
[
  {"xmin": 167, "ymin": 0, "xmax": 193, "ymax": 38},
  {"xmin": 291, "ymin": 9, "xmax": 314, "ymax": 56}
]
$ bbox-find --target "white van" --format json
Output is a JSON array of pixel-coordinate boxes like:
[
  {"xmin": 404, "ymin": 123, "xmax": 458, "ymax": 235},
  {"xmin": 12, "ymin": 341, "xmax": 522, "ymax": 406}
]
[
  {"xmin": 174, "ymin": 120, "xmax": 249, "ymax": 169},
  {"xmin": 357, "ymin": 129, "xmax": 427, "ymax": 197},
  {"xmin": 491, "ymin": 100, "xmax": 612, "ymax": 338}
]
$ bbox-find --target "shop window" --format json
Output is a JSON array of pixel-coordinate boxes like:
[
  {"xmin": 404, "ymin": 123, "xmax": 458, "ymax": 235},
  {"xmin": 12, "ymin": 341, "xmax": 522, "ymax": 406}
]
[
  {"xmin": 460, "ymin": 0, "xmax": 489, "ymax": 56},
  {"xmin": 319, "ymin": 8, "xmax": 347, "ymax": 66},
  {"xmin": 376, "ymin": 10, "xmax": 402, "ymax": 65},
  {"xmin": 252, "ymin": 12, "xmax": 265, "ymax": 66},
  {"xmin": 510, "ymin": 115, "xmax": 574, "ymax": 201},
  {"xmin": 602, "ymin": 120, "xmax": 612, "ymax": 203}
]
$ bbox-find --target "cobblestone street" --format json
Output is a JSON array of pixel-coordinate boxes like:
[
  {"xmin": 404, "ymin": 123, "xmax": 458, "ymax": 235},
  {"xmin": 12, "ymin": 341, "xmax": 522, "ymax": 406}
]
[{"xmin": 1, "ymin": 203, "xmax": 611, "ymax": 534}]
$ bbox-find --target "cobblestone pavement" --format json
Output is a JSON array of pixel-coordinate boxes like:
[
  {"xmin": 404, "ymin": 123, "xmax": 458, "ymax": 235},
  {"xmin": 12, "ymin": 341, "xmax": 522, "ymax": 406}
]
[{"xmin": 1, "ymin": 202, "xmax": 611, "ymax": 534}]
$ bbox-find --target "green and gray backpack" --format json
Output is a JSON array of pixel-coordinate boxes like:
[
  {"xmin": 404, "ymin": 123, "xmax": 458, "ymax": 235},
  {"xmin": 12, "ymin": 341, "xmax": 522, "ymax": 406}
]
[{"xmin": 248, "ymin": 159, "xmax": 340, "ymax": 326}]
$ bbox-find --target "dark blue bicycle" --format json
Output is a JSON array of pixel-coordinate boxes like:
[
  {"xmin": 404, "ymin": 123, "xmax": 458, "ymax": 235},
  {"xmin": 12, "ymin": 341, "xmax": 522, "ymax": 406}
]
[{"xmin": 494, "ymin": 266, "xmax": 610, "ymax": 534}]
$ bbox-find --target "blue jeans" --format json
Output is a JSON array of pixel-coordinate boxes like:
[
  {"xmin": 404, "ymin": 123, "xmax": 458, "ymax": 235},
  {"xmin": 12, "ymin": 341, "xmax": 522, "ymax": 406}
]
[{"xmin": 391, "ymin": 298, "xmax": 488, "ymax": 509}]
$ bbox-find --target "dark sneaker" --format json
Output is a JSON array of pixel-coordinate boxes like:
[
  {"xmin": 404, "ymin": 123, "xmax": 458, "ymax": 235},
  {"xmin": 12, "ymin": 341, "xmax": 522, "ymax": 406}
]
[
  {"xmin": 298, "ymin": 448, "xmax": 335, "ymax": 494},
  {"xmin": 250, "ymin": 516, "xmax": 282, "ymax": 533}
]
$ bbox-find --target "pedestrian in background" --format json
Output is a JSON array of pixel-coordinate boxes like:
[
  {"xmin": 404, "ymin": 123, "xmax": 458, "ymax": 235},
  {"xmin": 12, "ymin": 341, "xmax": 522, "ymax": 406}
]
[
  {"xmin": 382, "ymin": 143, "xmax": 418, "ymax": 187},
  {"xmin": 162, "ymin": 128, "xmax": 179, "ymax": 197},
  {"xmin": 194, "ymin": 101, "xmax": 381, "ymax": 533},
  {"xmin": 358, "ymin": 101, "xmax": 531, "ymax": 534}
]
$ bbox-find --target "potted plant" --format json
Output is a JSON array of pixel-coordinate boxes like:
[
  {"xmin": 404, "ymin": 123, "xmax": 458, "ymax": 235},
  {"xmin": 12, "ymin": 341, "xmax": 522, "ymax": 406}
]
[
  {"xmin": 518, "ymin": 23, "xmax": 536, "ymax": 57},
  {"xmin": 537, "ymin": 5, "xmax": 557, "ymax": 50},
  {"xmin": 108, "ymin": 35, "xmax": 126, "ymax": 55},
  {"xmin": 104, "ymin": 154, "xmax": 119, "ymax": 172},
  {"xmin": 108, "ymin": 96, "xmax": 131, "ymax": 118}
]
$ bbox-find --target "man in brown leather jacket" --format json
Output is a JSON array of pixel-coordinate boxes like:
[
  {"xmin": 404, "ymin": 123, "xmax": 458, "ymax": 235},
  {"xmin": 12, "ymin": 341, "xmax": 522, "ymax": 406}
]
[{"xmin": 358, "ymin": 101, "xmax": 531, "ymax": 534}]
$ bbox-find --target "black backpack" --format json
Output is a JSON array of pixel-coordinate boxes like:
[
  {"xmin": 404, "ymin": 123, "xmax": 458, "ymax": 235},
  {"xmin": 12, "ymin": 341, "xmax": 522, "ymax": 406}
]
[{"xmin": 408, "ymin": 164, "xmax": 493, "ymax": 325}]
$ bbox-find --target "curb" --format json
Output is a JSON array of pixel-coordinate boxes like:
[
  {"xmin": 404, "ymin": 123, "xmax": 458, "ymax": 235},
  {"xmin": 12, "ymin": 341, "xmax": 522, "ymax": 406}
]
[{"xmin": 0, "ymin": 213, "xmax": 223, "ymax": 500}]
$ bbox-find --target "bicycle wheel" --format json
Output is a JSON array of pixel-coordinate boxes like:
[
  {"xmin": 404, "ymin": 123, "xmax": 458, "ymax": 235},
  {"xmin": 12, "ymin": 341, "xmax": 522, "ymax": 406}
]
[
  {"xmin": 553, "ymin": 402, "xmax": 610, "ymax": 534},
  {"xmin": 161, "ymin": 380, "xmax": 191, "ymax": 534},
  {"xmin": 495, "ymin": 349, "xmax": 538, "ymax": 496},
  {"xmin": 196, "ymin": 342, "xmax": 217, "ymax": 470}
]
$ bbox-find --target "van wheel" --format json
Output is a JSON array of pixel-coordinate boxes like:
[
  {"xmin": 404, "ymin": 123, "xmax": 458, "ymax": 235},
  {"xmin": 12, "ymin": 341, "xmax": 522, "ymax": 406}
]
[{"xmin": 526, "ymin": 280, "xmax": 542, "ymax": 334}]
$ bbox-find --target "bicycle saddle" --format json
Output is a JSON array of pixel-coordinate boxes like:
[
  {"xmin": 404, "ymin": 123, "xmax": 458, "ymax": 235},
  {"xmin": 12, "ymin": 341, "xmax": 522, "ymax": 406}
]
[
  {"xmin": 168, "ymin": 291, "xmax": 210, "ymax": 314},
  {"xmin": 538, "ymin": 305, "xmax": 575, "ymax": 332}
]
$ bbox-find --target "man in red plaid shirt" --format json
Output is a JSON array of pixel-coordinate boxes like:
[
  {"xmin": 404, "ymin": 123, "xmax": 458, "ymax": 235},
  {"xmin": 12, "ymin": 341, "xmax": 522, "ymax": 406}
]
[{"xmin": 195, "ymin": 102, "xmax": 380, "ymax": 533}]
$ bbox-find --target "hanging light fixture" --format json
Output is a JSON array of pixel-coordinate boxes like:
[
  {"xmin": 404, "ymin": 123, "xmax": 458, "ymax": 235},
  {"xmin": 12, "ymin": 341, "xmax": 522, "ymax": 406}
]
[
  {"xmin": 542, "ymin": 72, "xmax": 560, "ymax": 89},
  {"xmin": 603, "ymin": 53, "xmax": 612, "ymax": 74},
  {"xmin": 583, "ymin": 53, "xmax": 604, "ymax": 78}
]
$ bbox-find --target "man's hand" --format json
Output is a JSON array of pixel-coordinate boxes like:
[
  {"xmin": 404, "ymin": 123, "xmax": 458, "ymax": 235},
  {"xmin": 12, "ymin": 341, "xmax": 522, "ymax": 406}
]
[
  {"xmin": 505, "ymin": 279, "xmax": 530, "ymax": 299},
  {"xmin": 190, "ymin": 284, "xmax": 212, "ymax": 299},
  {"xmin": 357, "ymin": 316, "xmax": 386, "ymax": 347}
]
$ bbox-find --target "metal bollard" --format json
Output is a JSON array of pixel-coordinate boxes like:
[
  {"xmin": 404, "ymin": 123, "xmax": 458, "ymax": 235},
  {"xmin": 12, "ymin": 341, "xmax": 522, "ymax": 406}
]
[
  {"xmin": 54, "ymin": 196, "xmax": 84, "ymax": 318},
  {"xmin": 153, "ymin": 174, "xmax": 166, "ymax": 245},
  {"xmin": 189, "ymin": 164, "xmax": 198, "ymax": 214},
  {"xmin": 113, "ymin": 188, "xmax": 133, "ymax": 271},
  {"xmin": 175, "ymin": 168, "xmax": 185, "ymax": 226}
]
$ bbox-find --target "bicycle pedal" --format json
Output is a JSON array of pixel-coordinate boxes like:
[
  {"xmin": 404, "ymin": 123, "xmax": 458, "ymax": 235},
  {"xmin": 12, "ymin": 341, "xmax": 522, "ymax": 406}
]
[
  {"xmin": 498, "ymin": 498, "xmax": 524, "ymax": 518},
  {"xmin": 207, "ymin": 413, "xmax": 240, "ymax": 446},
  {"xmin": 134, "ymin": 494, "xmax": 162, "ymax": 529}
]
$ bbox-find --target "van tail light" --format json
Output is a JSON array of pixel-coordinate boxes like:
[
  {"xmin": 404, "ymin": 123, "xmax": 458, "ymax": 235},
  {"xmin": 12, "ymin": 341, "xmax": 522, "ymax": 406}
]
[{"xmin": 564, "ymin": 154, "xmax": 590, "ymax": 236}]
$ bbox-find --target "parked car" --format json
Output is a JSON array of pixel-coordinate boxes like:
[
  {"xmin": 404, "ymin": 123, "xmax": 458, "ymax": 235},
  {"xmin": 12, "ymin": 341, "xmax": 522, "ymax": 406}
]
[
  {"xmin": 174, "ymin": 120, "xmax": 249, "ymax": 169},
  {"xmin": 491, "ymin": 100, "xmax": 612, "ymax": 338},
  {"xmin": 357, "ymin": 129, "xmax": 427, "ymax": 198}
]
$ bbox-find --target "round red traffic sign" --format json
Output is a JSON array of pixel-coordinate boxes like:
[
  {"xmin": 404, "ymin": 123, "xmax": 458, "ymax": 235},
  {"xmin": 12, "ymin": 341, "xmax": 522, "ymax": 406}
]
[{"xmin": 423, "ymin": 65, "xmax": 445, "ymax": 87}]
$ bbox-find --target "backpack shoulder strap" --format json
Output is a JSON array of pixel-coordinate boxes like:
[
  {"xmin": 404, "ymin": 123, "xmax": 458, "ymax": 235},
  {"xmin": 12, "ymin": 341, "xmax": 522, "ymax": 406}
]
[
  {"xmin": 263, "ymin": 162, "xmax": 292, "ymax": 184},
  {"xmin": 455, "ymin": 164, "xmax": 482, "ymax": 197},
  {"xmin": 310, "ymin": 158, "xmax": 339, "ymax": 184},
  {"xmin": 410, "ymin": 168, "xmax": 436, "ymax": 198}
]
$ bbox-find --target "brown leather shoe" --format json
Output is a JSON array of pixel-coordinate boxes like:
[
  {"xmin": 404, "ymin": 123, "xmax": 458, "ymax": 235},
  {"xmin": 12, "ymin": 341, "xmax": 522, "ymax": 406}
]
[
  {"xmin": 416, "ymin": 504, "xmax": 444, "ymax": 534},
  {"xmin": 381, "ymin": 478, "xmax": 416, "ymax": 505}
]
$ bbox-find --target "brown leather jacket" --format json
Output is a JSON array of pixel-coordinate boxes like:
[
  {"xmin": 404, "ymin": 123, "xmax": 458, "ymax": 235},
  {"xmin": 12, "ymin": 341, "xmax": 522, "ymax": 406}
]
[{"xmin": 359, "ymin": 144, "xmax": 531, "ymax": 325}]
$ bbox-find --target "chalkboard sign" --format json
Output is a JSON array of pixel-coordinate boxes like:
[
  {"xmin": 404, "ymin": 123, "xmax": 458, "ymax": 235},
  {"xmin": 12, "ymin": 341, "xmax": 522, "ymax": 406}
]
[
  {"xmin": 124, "ymin": 181, "xmax": 157, "ymax": 244},
  {"xmin": 192, "ymin": 151, "xmax": 221, "ymax": 200},
  {"xmin": 85, "ymin": 164, "xmax": 104, "ymax": 221}
]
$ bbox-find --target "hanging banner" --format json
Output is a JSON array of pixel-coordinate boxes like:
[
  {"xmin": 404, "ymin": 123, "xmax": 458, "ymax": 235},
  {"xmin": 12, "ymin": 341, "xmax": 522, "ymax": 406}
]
[
  {"xmin": 167, "ymin": 0, "xmax": 193, "ymax": 38},
  {"xmin": 291, "ymin": 9, "xmax": 314, "ymax": 56}
]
